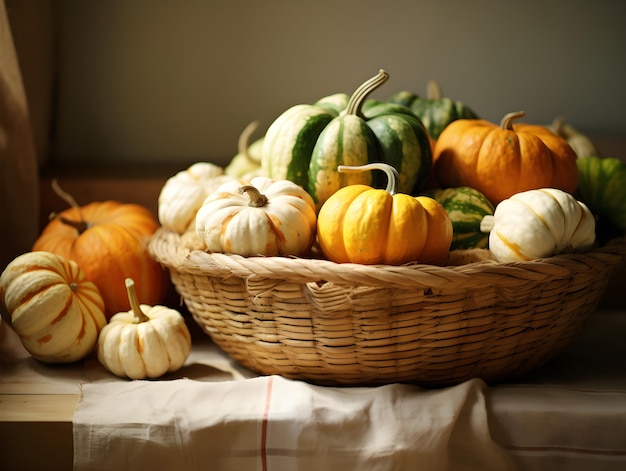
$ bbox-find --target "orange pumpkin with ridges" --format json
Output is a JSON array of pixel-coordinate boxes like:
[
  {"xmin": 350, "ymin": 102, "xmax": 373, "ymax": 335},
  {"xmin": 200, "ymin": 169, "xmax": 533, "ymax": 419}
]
[
  {"xmin": 33, "ymin": 199, "xmax": 168, "ymax": 318},
  {"xmin": 433, "ymin": 111, "xmax": 578, "ymax": 204}
]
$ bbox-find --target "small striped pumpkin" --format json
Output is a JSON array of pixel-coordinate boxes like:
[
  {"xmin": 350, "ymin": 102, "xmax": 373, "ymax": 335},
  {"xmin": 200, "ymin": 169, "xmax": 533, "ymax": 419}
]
[
  {"xmin": 0, "ymin": 251, "xmax": 107, "ymax": 363},
  {"xmin": 423, "ymin": 186, "xmax": 495, "ymax": 250}
]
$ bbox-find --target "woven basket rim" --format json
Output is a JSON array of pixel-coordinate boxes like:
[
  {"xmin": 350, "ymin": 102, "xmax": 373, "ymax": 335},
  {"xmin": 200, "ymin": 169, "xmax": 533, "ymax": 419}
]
[{"xmin": 149, "ymin": 228, "xmax": 626, "ymax": 290}]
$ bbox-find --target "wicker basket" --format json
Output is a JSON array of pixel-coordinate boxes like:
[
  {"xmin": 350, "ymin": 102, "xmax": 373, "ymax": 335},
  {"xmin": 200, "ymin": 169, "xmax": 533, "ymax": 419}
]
[{"xmin": 149, "ymin": 228, "xmax": 626, "ymax": 387}]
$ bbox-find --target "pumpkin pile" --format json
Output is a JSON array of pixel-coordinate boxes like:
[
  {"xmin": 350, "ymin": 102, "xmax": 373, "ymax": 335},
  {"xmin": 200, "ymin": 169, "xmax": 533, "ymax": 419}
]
[
  {"xmin": 1, "ymin": 182, "xmax": 190, "ymax": 380},
  {"xmin": 2, "ymin": 67, "xmax": 624, "ymax": 381},
  {"xmin": 158, "ymin": 68, "xmax": 624, "ymax": 268}
]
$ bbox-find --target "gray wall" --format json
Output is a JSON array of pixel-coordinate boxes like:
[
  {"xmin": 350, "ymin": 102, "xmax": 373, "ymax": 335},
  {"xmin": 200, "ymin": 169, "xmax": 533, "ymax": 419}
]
[{"xmin": 52, "ymin": 0, "xmax": 626, "ymax": 167}]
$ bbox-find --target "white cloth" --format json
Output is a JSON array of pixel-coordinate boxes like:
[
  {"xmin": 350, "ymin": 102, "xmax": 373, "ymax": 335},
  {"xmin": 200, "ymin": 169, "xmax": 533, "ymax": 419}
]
[{"xmin": 73, "ymin": 376, "xmax": 516, "ymax": 471}]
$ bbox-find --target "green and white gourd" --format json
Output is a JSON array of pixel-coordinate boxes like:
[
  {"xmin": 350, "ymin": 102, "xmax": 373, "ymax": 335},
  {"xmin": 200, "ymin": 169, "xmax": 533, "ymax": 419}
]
[
  {"xmin": 422, "ymin": 186, "xmax": 495, "ymax": 250},
  {"xmin": 389, "ymin": 80, "xmax": 479, "ymax": 140},
  {"xmin": 261, "ymin": 69, "xmax": 432, "ymax": 209}
]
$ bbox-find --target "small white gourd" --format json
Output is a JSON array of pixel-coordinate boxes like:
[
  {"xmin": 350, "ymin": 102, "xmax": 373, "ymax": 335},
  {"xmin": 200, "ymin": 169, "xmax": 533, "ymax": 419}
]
[
  {"xmin": 158, "ymin": 162, "xmax": 235, "ymax": 234},
  {"xmin": 480, "ymin": 188, "xmax": 596, "ymax": 263},
  {"xmin": 97, "ymin": 278, "xmax": 192, "ymax": 379},
  {"xmin": 195, "ymin": 176, "xmax": 317, "ymax": 257}
]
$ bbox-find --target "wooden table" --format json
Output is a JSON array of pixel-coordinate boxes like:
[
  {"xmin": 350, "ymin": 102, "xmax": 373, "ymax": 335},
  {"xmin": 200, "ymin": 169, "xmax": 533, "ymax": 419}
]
[{"xmin": 2, "ymin": 308, "xmax": 626, "ymax": 470}]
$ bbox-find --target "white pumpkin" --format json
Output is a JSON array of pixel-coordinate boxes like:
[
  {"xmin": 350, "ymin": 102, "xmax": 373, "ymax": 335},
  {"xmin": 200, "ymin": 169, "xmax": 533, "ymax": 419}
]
[
  {"xmin": 195, "ymin": 176, "xmax": 317, "ymax": 257},
  {"xmin": 158, "ymin": 162, "xmax": 235, "ymax": 234},
  {"xmin": 0, "ymin": 251, "xmax": 107, "ymax": 363},
  {"xmin": 480, "ymin": 188, "xmax": 596, "ymax": 263},
  {"xmin": 97, "ymin": 278, "xmax": 192, "ymax": 379}
]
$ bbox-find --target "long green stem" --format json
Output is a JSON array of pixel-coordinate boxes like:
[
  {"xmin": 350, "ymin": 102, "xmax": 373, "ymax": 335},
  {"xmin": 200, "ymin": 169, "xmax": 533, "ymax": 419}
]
[{"xmin": 343, "ymin": 69, "xmax": 389, "ymax": 118}]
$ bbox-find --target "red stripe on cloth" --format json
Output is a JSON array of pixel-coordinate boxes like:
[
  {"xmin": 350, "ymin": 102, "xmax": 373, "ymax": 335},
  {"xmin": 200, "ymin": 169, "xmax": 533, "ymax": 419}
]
[{"xmin": 261, "ymin": 376, "xmax": 274, "ymax": 471}]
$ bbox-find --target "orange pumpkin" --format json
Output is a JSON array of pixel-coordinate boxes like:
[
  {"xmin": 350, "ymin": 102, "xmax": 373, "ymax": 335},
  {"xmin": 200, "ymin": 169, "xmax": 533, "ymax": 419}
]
[
  {"xmin": 33, "ymin": 200, "xmax": 168, "ymax": 318},
  {"xmin": 433, "ymin": 111, "xmax": 578, "ymax": 204}
]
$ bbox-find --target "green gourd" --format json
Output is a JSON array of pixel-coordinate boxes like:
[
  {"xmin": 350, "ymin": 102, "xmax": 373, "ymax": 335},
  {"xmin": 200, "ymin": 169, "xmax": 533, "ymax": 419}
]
[
  {"xmin": 576, "ymin": 156, "xmax": 626, "ymax": 234},
  {"xmin": 389, "ymin": 80, "xmax": 478, "ymax": 140},
  {"xmin": 422, "ymin": 186, "xmax": 495, "ymax": 250},
  {"xmin": 261, "ymin": 70, "xmax": 432, "ymax": 209}
]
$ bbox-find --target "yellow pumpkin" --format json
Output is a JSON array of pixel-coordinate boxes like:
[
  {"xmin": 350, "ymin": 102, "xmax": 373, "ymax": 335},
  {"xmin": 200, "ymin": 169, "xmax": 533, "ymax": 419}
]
[
  {"xmin": 195, "ymin": 176, "xmax": 317, "ymax": 257},
  {"xmin": 33, "ymin": 184, "xmax": 168, "ymax": 318},
  {"xmin": 0, "ymin": 251, "xmax": 107, "ymax": 363},
  {"xmin": 317, "ymin": 163, "xmax": 452, "ymax": 265},
  {"xmin": 97, "ymin": 278, "xmax": 192, "ymax": 379},
  {"xmin": 433, "ymin": 111, "xmax": 578, "ymax": 204}
]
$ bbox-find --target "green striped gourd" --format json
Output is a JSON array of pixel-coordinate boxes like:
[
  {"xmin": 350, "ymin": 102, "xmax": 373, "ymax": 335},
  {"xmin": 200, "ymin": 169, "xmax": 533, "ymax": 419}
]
[
  {"xmin": 576, "ymin": 156, "xmax": 626, "ymax": 233},
  {"xmin": 422, "ymin": 186, "xmax": 495, "ymax": 250},
  {"xmin": 261, "ymin": 70, "xmax": 432, "ymax": 209},
  {"xmin": 389, "ymin": 80, "xmax": 478, "ymax": 140}
]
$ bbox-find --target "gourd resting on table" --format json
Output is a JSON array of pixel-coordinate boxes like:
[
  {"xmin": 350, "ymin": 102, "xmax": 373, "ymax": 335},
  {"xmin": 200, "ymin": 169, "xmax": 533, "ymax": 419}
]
[
  {"xmin": 97, "ymin": 278, "xmax": 192, "ymax": 380},
  {"xmin": 33, "ymin": 181, "xmax": 168, "ymax": 318},
  {"xmin": 0, "ymin": 251, "xmax": 107, "ymax": 363}
]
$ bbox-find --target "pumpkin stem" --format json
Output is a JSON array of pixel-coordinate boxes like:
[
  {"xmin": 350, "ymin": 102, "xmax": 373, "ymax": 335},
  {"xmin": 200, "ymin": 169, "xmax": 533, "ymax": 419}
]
[
  {"xmin": 426, "ymin": 80, "xmax": 442, "ymax": 100},
  {"xmin": 238, "ymin": 120, "xmax": 260, "ymax": 165},
  {"xmin": 125, "ymin": 278, "xmax": 150, "ymax": 323},
  {"xmin": 551, "ymin": 116, "xmax": 565, "ymax": 136},
  {"xmin": 239, "ymin": 185, "xmax": 269, "ymax": 207},
  {"xmin": 500, "ymin": 111, "xmax": 526, "ymax": 130},
  {"xmin": 343, "ymin": 69, "xmax": 389, "ymax": 118},
  {"xmin": 50, "ymin": 179, "xmax": 90, "ymax": 234},
  {"xmin": 479, "ymin": 215, "xmax": 495, "ymax": 233},
  {"xmin": 338, "ymin": 162, "xmax": 400, "ymax": 195}
]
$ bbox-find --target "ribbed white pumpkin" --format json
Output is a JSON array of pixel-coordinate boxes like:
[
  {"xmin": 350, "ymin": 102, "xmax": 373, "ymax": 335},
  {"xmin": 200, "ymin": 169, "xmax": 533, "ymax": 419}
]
[
  {"xmin": 0, "ymin": 251, "xmax": 107, "ymax": 363},
  {"xmin": 97, "ymin": 278, "xmax": 192, "ymax": 379},
  {"xmin": 158, "ymin": 162, "xmax": 235, "ymax": 234},
  {"xmin": 480, "ymin": 188, "xmax": 596, "ymax": 263},
  {"xmin": 195, "ymin": 176, "xmax": 317, "ymax": 257}
]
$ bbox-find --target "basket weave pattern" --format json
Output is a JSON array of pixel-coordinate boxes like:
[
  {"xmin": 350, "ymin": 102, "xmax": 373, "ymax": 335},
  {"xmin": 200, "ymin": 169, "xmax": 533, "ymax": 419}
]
[{"xmin": 150, "ymin": 228, "xmax": 626, "ymax": 386}]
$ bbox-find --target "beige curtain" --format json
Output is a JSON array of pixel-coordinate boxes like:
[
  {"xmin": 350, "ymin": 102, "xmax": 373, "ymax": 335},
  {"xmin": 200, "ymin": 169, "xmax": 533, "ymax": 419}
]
[{"xmin": 0, "ymin": 0, "xmax": 39, "ymax": 270}]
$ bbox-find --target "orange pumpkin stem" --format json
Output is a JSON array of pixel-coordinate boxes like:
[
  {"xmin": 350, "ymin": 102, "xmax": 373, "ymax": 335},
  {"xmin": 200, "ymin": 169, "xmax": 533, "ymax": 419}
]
[
  {"xmin": 50, "ymin": 179, "xmax": 89, "ymax": 234},
  {"xmin": 237, "ymin": 120, "xmax": 260, "ymax": 165},
  {"xmin": 239, "ymin": 185, "xmax": 269, "ymax": 208},
  {"xmin": 125, "ymin": 278, "xmax": 150, "ymax": 324},
  {"xmin": 500, "ymin": 111, "xmax": 526, "ymax": 130}
]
